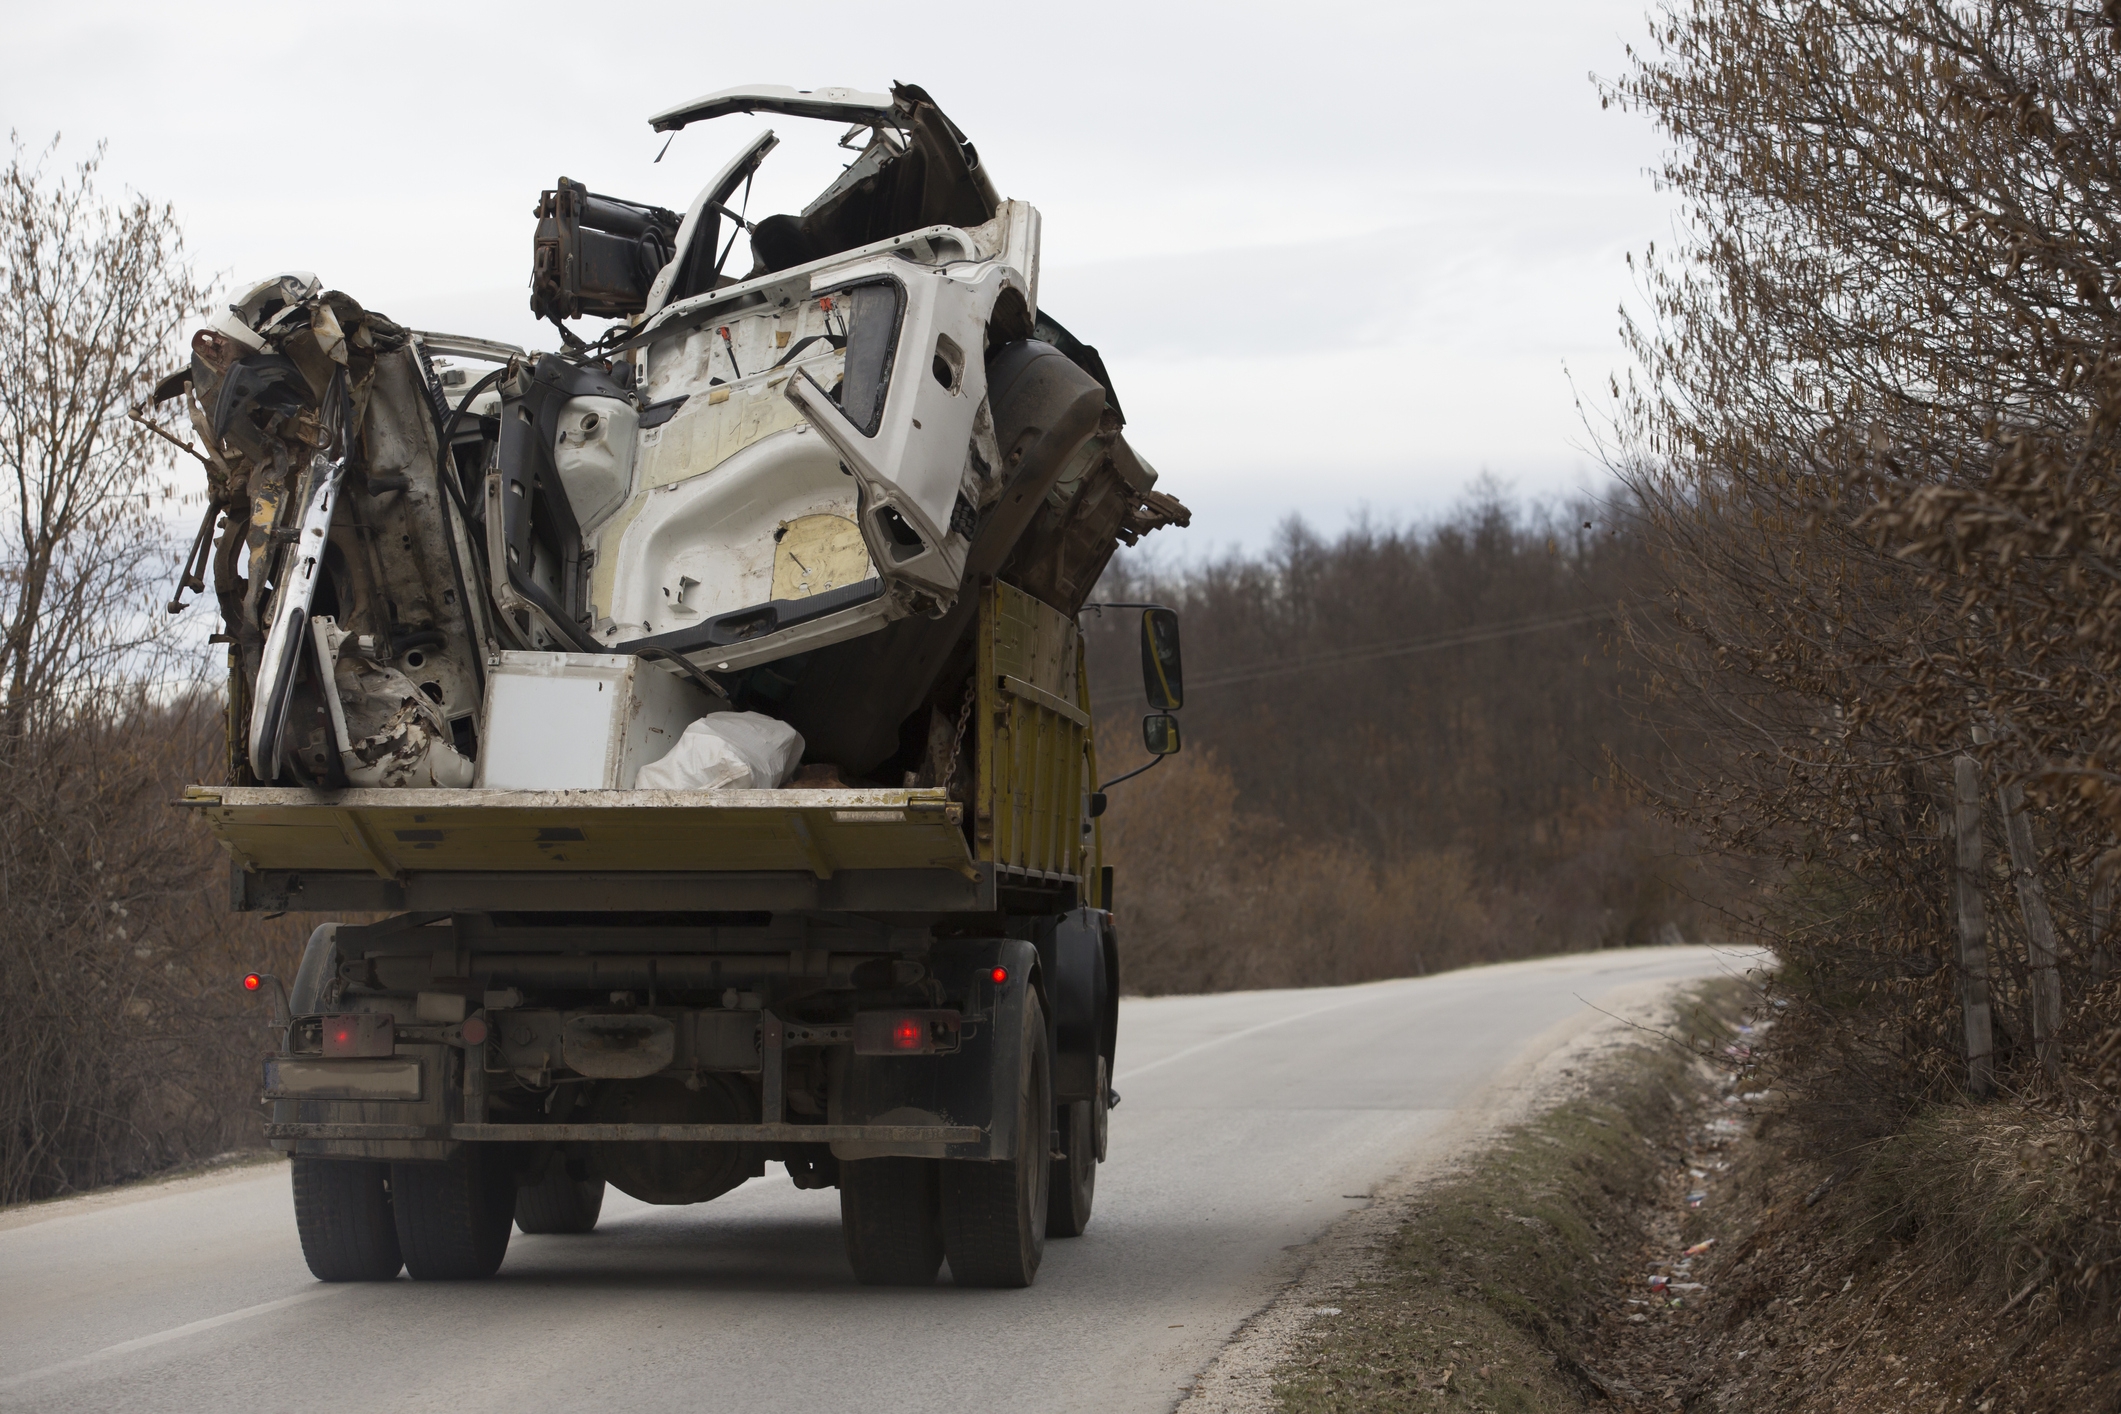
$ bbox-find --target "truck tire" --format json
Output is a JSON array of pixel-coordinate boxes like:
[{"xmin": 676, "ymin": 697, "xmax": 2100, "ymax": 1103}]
[
  {"xmin": 292, "ymin": 1157, "xmax": 402, "ymax": 1281},
  {"xmin": 840, "ymin": 1157, "xmax": 945, "ymax": 1285},
  {"xmin": 514, "ymin": 1163, "xmax": 605, "ymax": 1235},
  {"xmin": 1046, "ymin": 1098, "xmax": 1096, "ymax": 1237},
  {"xmin": 392, "ymin": 1146, "xmax": 515, "ymax": 1280},
  {"xmin": 941, "ymin": 992, "xmax": 1051, "ymax": 1287}
]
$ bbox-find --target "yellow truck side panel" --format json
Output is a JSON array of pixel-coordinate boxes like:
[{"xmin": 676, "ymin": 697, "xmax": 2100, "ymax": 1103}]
[
  {"xmin": 975, "ymin": 581, "xmax": 1091, "ymax": 883},
  {"xmin": 185, "ymin": 786, "xmax": 971, "ymax": 881}
]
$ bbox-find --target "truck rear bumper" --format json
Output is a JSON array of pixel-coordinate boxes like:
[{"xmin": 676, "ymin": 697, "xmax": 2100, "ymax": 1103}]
[
  {"xmin": 232, "ymin": 864, "xmax": 1003, "ymax": 913},
  {"xmin": 266, "ymin": 1121, "xmax": 982, "ymax": 1144}
]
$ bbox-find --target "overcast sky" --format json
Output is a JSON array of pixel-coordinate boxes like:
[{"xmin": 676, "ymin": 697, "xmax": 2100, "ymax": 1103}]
[{"xmin": 5, "ymin": 0, "xmax": 1675, "ymax": 555}]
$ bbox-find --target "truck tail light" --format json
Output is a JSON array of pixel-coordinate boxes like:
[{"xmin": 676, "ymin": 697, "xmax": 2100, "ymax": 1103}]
[
  {"xmin": 853, "ymin": 1009, "xmax": 962, "ymax": 1056},
  {"xmin": 242, "ymin": 972, "xmax": 263, "ymax": 992},
  {"xmin": 322, "ymin": 1013, "xmax": 396, "ymax": 1058}
]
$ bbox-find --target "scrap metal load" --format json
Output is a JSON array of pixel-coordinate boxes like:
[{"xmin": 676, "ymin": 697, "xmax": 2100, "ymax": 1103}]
[{"xmin": 168, "ymin": 83, "xmax": 1186, "ymax": 792}]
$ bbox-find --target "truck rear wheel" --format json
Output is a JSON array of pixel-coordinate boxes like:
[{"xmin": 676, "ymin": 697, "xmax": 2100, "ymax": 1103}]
[
  {"xmin": 1050, "ymin": 1054, "xmax": 1109, "ymax": 1237},
  {"xmin": 392, "ymin": 1145, "xmax": 515, "ymax": 1280},
  {"xmin": 840, "ymin": 1157, "xmax": 945, "ymax": 1285},
  {"xmin": 292, "ymin": 1157, "xmax": 402, "ymax": 1281},
  {"xmin": 515, "ymin": 1162, "xmax": 605, "ymax": 1235},
  {"xmin": 1047, "ymin": 1098, "xmax": 1097, "ymax": 1237},
  {"xmin": 941, "ymin": 992, "xmax": 1051, "ymax": 1287}
]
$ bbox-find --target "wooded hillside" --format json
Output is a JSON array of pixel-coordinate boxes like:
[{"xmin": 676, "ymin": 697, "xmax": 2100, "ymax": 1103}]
[{"xmin": 1084, "ymin": 491, "xmax": 1692, "ymax": 994}]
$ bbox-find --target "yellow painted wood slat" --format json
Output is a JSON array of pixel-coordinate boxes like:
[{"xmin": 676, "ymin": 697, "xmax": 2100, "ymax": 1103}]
[
  {"xmin": 968, "ymin": 581, "xmax": 1089, "ymax": 880},
  {"xmin": 1030, "ymin": 702, "xmax": 1048, "ymax": 869},
  {"xmin": 975, "ymin": 589, "xmax": 1000, "ymax": 865},
  {"xmin": 1000, "ymin": 674, "xmax": 1090, "ymax": 728}
]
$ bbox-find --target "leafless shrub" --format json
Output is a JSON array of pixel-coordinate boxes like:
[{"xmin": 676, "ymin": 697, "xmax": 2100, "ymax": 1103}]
[
  {"xmin": 1605, "ymin": 0, "xmax": 2121, "ymax": 1300},
  {"xmin": 0, "ymin": 138, "xmax": 308, "ymax": 1204},
  {"xmin": 0, "ymin": 697, "xmax": 310, "ymax": 1202},
  {"xmin": 1099, "ymin": 740, "xmax": 1496, "ymax": 994}
]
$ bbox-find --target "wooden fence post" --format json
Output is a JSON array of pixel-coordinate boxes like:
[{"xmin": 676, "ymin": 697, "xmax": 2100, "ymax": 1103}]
[
  {"xmin": 2094, "ymin": 872, "xmax": 2114, "ymax": 984},
  {"xmin": 1995, "ymin": 775, "xmax": 2063, "ymax": 1077},
  {"xmin": 1954, "ymin": 754, "xmax": 1996, "ymax": 1098}
]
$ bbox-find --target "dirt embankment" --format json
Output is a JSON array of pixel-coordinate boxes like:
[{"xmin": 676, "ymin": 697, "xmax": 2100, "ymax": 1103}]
[{"xmin": 1182, "ymin": 980, "xmax": 2117, "ymax": 1413}]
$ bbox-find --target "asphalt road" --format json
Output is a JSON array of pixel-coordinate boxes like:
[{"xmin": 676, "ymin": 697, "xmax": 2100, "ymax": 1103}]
[{"xmin": 0, "ymin": 945, "xmax": 1749, "ymax": 1414}]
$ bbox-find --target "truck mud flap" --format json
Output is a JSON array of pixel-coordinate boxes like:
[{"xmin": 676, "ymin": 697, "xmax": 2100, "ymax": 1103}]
[
  {"xmin": 1043, "ymin": 907, "xmax": 1114, "ymax": 1103},
  {"xmin": 827, "ymin": 936, "xmax": 1038, "ymax": 1161},
  {"xmin": 271, "ymin": 1041, "xmax": 455, "ymax": 1162}
]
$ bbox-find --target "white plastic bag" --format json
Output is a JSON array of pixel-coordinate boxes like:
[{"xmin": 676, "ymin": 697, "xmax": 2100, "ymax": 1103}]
[{"xmin": 634, "ymin": 712, "xmax": 805, "ymax": 791}]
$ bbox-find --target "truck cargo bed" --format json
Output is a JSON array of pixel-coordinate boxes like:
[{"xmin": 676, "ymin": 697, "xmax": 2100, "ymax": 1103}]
[
  {"xmin": 179, "ymin": 784, "xmax": 1045, "ymax": 913},
  {"xmin": 187, "ymin": 580, "xmax": 1104, "ymax": 916},
  {"xmin": 187, "ymin": 784, "xmax": 970, "ymax": 876}
]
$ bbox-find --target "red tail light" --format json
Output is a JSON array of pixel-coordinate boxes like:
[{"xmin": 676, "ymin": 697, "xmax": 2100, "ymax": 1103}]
[
  {"xmin": 989, "ymin": 966, "xmax": 1009, "ymax": 985},
  {"xmin": 242, "ymin": 973, "xmax": 263, "ymax": 992},
  {"xmin": 853, "ymin": 1010, "xmax": 962, "ymax": 1056},
  {"xmin": 321, "ymin": 1013, "xmax": 395, "ymax": 1058}
]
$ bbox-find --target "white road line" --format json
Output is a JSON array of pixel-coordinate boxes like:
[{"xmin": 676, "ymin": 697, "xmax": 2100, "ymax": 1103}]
[
  {"xmin": 0, "ymin": 1286, "xmax": 350, "ymax": 1394},
  {"xmin": 1115, "ymin": 986, "xmax": 1406, "ymax": 1084}
]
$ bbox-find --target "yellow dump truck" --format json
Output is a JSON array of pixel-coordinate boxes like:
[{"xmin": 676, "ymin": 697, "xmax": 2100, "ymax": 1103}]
[{"xmin": 175, "ymin": 83, "xmax": 1186, "ymax": 1290}]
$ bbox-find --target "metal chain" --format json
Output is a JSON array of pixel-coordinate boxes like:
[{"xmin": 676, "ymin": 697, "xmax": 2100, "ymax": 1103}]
[{"xmin": 942, "ymin": 679, "xmax": 977, "ymax": 794}]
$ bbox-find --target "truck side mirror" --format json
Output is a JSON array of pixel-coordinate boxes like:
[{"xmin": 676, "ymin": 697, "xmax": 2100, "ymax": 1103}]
[
  {"xmin": 1142, "ymin": 713, "xmax": 1181, "ymax": 756},
  {"xmin": 1140, "ymin": 608, "xmax": 1183, "ymax": 709}
]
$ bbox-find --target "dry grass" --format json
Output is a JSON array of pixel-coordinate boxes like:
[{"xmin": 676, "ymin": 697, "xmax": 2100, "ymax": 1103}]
[
  {"xmin": 1267, "ymin": 985, "xmax": 1747, "ymax": 1412},
  {"xmin": 1267, "ymin": 978, "xmax": 2121, "ymax": 1413},
  {"xmin": 1605, "ymin": 1064, "xmax": 2121, "ymax": 1412}
]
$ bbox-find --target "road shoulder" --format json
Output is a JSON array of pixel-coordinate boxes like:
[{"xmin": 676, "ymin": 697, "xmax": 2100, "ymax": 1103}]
[
  {"xmin": 1176, "ymin": 970, "xmax": 1740, "ymax": 1412},
  {"xmin": 0, "ymin": 1151, "xmax": 284, "ymax": 1235}
]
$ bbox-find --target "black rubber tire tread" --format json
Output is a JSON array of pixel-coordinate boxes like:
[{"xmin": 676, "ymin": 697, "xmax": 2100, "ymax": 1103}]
[
  {"xmin": 941, "ymin": 992, "xmax": 1051, "ymax": 1287},
  {"xmin": 392, "ymin": 1145, "xmax": 515, "ymax": 1280},
  {"xmin": 1046, "ymin": 1098, "xmax": 1096, "ymax": 1238},
  {"xmin": 292, "ymin": 1157, "xmax": 402, "ymax": 1281},
  {"xmin": 514, "ymin": 1165, "xmax": 606, "ymax": 1235},
  {"xmin": 840, "ymin": 1157, "xmax": 946, "ymax": 1286}
]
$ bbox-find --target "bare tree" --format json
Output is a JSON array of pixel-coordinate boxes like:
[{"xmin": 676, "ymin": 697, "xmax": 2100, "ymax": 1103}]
[
  {"xmin": 0, "ymin": 135, "xmax": 205, "ymax": 736},
  {"xmin": 1604, "ymin": 0, "xmax": 2121, "ymax": 1304},
  {"xmin": 0, "ymin": 137, "xmax": 293, "ymax": 1204}
]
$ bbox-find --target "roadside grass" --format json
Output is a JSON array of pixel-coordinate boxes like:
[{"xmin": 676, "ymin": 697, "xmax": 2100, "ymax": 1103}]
[
  {"xmin": 1845, "ymin": 1102, "xmax": 2097, "ymax": 1308},
  {"xmin": 1266, "ymin": 964, "xmax": 2121, "ymax": 1414},
  {"xmin": 1271, "ymin": 982, "xmax": 1747, "ymax": 1413}
]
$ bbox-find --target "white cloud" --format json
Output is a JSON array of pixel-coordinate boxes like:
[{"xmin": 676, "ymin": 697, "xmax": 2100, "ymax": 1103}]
[{"xmin": 4, "ymin": 0, "xmax": 1675, "ymax": 549}]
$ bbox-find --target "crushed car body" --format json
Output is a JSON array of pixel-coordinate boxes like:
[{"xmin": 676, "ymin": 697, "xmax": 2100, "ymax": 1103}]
[{"xmin": 165, "ymin": 82, "xmax": 1188, "ymax": 791}]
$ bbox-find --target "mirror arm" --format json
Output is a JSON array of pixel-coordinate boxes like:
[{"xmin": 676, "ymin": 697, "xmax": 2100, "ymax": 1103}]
[{"xmin": 1098, "ymin": 753, "xmax": 1169, "ymax": 793}]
